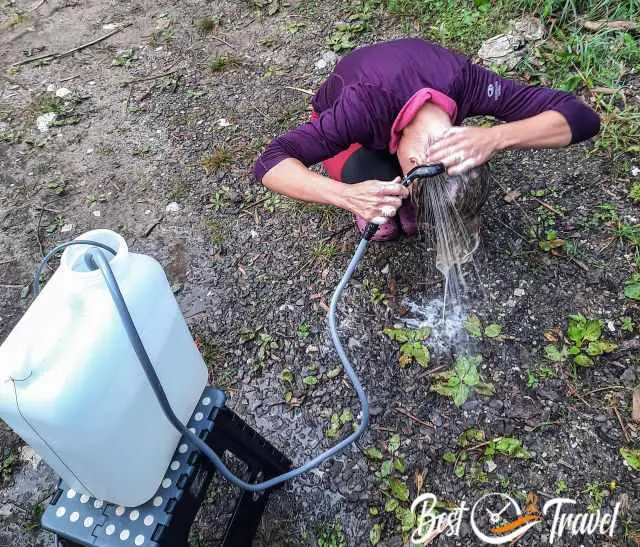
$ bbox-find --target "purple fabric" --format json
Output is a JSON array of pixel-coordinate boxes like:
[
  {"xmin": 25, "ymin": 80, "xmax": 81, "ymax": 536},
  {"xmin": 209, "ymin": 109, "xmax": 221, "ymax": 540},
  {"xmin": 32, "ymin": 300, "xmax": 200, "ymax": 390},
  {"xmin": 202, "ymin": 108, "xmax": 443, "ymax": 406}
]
[{"xmin": 254, "ymin": 38, "xmax": 600, "ymax": 181}]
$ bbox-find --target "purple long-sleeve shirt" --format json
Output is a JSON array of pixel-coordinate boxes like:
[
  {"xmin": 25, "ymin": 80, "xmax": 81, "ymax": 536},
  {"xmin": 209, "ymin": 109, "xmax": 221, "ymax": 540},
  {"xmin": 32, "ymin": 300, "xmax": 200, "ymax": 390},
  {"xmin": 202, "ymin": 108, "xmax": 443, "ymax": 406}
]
[{"xmin": 254, "ymin": 38, "xmax": 600, "ymax": 181}]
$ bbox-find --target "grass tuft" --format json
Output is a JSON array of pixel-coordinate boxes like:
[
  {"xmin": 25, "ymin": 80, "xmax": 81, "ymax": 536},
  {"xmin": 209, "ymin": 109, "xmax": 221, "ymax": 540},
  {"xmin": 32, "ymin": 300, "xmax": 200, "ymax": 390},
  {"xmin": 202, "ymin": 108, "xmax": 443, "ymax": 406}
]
[
  {"xmin": 207, "ymin": 54, "xmax": 241, "ymax": 73},
  {"xmin": 201, "ymin": 148, "xmax": 232, "ymax": 173},
  {"xmin": 196, "ymin": 17, "xmax": 217, "ymax": 36}
]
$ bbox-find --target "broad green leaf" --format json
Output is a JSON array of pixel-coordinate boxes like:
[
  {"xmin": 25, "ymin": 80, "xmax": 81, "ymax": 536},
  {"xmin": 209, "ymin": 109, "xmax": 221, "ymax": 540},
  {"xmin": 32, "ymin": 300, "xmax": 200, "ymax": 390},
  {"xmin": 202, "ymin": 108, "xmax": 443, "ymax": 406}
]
[
  {"xmin": 384, "ymin": 498, "xmax": 398, "ymax": 512},
  {"xmin": 495, "ymin": 437, "xmax": 530, "ymax": 459},
  {"xmin": 458, "ymin": 428, "xmax": 484, "ymax": 447},
  {"xmin": 620, "ymin": 448, "xmax": 640, "ymax": 471},
  {"xmin": 370, "ymin": 523, "xmax": 382, "ymax": 545},
  {"xmin": 303, "ymin": 375, "xmax": 319, "ymax": 386},
  {"xmin": 574, "ymin": 353, "xmax": 593, "ymax": 367},
  {"xmin": 284, "ymin": 391, "xmax": 292, "ymax": 403},
  {"xmin": 400, "ymin": 508, "xmax": 415, "ymax": 532},
  {"xmin": 380, "ymin": 460, "xmax": 393, "ymax": 478},
  {"xmin": 413, "ymin": 344, "xmax": 430, "ymax": 367},
  {"xmin": 364, "ymin": 447, "xmax": 383, "ymax": 461},
  {"xmin": 384, "ymin": 327, "xmax": 410, "ymax": 343},
  {"xmin": 339, "ymin": 409, "xmax": 353, "ymax": 424},
  {"xmin": 279, "ymin": 369, "xmax": 293, "ymax": 384},
  {"xmin": 454, "ymin": 462, "xmax": 466, "ymax": 478},
  {"xmin": 624, "ymin": 282, "xmax": 640, "ymax": 301},
  {"xmin": 369, "ymin": 506, "xmax": 379, "ymax": 516},
  {"xmin": 545, "ymin": 345, "xmax": 565, "ymax": 362},
  {"xmin": 389, "ymin": 478, "xmax": 410, "ymax": 501},
  {"xmin": 430, "ymin": 383, "xmax": 455, "ymax": 397},
  {"xmin": 484, "ymin": 324, "xmax": 503, "ymax": 338},
  {"xmin": 453, "ymin": 383, "xmax": 471, "ymax": 407},
  {"xmin": 388, "ymin": 434, "xmax": 401, "ymax": 454},
  {"xmin": 393, "ymin": 457, "xmax": 406, "ymax": 473},
  {"xmin": 442, "ymin": 450, "xmax": 457, "ymax": 463},
  {"xmin": 464, "ymin": 314, "xmax": 482, "ymax": 337},
  {"xmin": 567, "ymin": 345, "xmax": 581, "ymax": 355},
  {"xmin": 583, "ymin": 319, "xmax": 603, "ymax": 342}
]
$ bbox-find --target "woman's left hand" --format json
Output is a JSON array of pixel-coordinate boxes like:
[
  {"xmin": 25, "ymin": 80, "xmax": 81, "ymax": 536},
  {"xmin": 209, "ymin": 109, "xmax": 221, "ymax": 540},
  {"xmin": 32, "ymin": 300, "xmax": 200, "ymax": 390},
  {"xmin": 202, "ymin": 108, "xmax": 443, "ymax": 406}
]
[{"xmin": 427, "ymin": 126, "xmax": 500, "ymax": 175}]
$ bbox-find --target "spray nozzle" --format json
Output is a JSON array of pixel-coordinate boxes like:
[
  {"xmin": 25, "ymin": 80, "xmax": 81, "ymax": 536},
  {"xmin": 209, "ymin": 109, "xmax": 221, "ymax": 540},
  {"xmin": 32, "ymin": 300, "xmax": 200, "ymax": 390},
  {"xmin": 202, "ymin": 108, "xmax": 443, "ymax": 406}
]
[{"xmin": 401, "ymin": 163, "xmax": 445, "ymax": 187}]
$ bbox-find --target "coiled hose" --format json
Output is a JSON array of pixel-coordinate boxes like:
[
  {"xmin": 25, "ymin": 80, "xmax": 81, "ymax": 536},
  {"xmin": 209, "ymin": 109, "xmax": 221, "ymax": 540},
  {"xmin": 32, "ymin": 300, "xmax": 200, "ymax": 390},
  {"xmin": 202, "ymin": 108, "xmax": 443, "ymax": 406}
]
[{"xmin": 34, "ymin": 238, "xmax": 370, "ymax": 492}]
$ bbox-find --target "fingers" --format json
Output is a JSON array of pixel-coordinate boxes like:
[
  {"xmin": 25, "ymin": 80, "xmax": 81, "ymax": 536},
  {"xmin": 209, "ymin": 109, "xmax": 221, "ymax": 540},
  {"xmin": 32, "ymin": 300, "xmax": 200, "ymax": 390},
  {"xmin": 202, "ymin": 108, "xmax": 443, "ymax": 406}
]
[
  {"xmin": 378, "ymin": 180, "xmax": 409, "ymax": 199},
  {"xmin": 382, "ymin": 195, "xmax": 402, "ymax": 208},
  {"xmin": 448, "ymin": 157, "xmax": 478, "ymax": 176}
]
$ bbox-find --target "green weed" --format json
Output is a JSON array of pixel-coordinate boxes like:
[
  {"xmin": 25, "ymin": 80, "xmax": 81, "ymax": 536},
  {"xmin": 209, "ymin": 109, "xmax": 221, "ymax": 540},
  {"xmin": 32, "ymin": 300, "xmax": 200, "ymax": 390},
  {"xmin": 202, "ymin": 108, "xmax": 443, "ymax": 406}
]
[
  {"xmin": 326, "ymin": 4, "xmax": 373, "ymax": 52},
  {"xmin": 147, "ymin": 29, "xmax": 174, "ymax": 47},
  {"xmin": 311, "ymin": 242, "xmax": 338, "ymax": 263},
  {"xmin": 442, "ymin": 428, "xmax": 530, "ymax": 481},
  {"xmin": 463, "ymin": 314, "xmax": 504, "ymax": 339},
  {"xmin": 201, "ymin": 148, "xmax": 232, "ymax": 173},
  {"xmin": 112, "ymin": 49, "xmax": 137, "ymax": 67},
  {"xmin": 195, "ymin": 17, "xmax": 217, "ymax": 36},
  {"xmin": 544, "ymin": 313, "xmax": 617, "ymax": 370},
  {"xmin": 431, "ymin": 354, "xmax": 494, "ymax": 406},
  {"xmin": 315, "ymin": 518, "xmax": 347, "ymax": 547},
  {"xmin": 630, "ymin": 183, "xmax": 640, "ymax": 204},
  {"xmin": 364, "ymin": 434, "xmax": 415, "ymax": 543},
  {"xmin": 208, "ymin": 54, "xmax": 241, "ymax": 73},
  {"xmin": 384, "ymin": 326, "xmax": 431, "ymax": 368}
]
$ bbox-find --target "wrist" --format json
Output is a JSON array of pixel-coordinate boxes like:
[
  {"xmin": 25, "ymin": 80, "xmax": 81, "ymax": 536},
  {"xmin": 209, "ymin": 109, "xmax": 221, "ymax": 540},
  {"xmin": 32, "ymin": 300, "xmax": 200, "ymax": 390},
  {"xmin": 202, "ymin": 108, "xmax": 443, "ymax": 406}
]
[
  {"xmin": 491, "ymin": 123, "xmax": 516, "ymax": 151},
  {"xmin": 331, "ymin": 181, "xmax": 353, "ymax": 212}
]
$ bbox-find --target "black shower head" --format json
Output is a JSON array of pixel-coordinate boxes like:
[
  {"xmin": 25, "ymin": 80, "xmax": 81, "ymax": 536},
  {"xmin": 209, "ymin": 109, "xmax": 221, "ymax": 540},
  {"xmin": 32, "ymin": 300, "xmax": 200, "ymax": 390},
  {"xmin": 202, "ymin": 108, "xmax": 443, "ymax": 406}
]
[{"xmin": 401, "ymin": 163, "xmax": 446, "ymax": 187}]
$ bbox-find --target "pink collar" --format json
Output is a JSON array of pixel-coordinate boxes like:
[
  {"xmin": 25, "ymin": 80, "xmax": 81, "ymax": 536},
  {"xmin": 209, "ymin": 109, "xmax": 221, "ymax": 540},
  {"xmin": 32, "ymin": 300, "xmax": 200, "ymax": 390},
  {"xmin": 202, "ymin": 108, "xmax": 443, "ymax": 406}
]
[{"xmin": 389, "ymin": 88, "xmax": 458, "ymax": 153}]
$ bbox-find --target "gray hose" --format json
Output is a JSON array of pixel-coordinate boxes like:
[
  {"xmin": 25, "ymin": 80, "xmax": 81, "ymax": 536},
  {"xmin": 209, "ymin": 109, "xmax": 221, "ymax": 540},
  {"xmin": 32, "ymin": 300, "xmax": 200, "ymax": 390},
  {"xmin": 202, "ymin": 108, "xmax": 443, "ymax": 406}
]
[{"xmin": 34, "ymin": 238, "xmax": 370, "ymax": 492}]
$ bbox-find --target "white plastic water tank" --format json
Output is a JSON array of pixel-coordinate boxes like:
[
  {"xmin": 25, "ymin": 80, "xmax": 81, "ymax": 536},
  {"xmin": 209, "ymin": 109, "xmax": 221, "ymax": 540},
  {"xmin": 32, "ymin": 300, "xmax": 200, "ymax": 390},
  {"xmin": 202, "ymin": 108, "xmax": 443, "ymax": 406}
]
[{"xmin": 0, "ymin": 229, "xmax": 208, "ymax": 506}]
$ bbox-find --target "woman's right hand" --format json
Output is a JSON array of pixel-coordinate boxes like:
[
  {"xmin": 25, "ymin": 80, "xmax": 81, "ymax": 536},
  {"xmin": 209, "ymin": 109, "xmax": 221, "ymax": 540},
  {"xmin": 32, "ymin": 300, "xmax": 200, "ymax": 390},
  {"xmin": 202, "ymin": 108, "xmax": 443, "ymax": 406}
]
[{"xmin": 340, "ymin": 177, "xmax": 409, "ymax": 224}]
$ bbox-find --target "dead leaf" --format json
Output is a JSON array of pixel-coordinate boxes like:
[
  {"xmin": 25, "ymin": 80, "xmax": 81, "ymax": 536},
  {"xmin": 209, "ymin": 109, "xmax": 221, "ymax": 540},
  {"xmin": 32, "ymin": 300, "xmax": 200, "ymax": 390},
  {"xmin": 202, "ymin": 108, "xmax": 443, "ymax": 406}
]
[
  {"xmin": 632, "ymin": 386, "xmax": 640, "ymax": 424},
  {"xmin": 583, "ymin": 20, "xmax": 638, "ymax": 32},
  {"xmin": 544, "ymin": 328, "xmax": 561, "ymax": 342},
  {"xmin": 415, "ymin": 470, "xmax": 424, "ymax": 493},
  {"xmin": 267, "ymin": 0, "xmax": 279, "ymax": 16},
  {"xmin": 503, "ymin": 188, "xmax": 522, "ymax": 202}
]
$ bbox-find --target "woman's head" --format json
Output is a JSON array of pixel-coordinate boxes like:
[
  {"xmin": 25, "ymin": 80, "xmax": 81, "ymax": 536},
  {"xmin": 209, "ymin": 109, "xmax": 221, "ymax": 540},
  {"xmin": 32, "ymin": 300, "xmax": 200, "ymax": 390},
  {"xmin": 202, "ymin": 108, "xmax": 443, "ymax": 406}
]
[{"xmin": 395, "ymin": 102, "xmax": 453, "ymax": 175}]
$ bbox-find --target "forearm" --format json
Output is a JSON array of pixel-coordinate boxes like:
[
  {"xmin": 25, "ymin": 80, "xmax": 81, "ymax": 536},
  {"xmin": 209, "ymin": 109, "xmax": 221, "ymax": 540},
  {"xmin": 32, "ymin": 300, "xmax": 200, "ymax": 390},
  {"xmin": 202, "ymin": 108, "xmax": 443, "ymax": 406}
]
[
  {"xmin": 261, "ymin": 158, "xmax": 348, "ymax": 209},
  {"xmin": 491, "ymin": 111, "xmax": 572, "ymax": 151}
]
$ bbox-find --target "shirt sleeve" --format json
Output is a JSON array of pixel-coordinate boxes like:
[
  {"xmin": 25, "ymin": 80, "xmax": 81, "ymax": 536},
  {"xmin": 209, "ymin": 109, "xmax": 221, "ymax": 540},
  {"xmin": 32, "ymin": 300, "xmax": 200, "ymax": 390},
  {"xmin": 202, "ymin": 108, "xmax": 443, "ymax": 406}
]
[
  {"xmin": 253, "ymin": 84, "xmax": 396, "ymax": 182},
  {"xmin": 458, "ymin": 62, "xmax": 600, "ymax": 144}
]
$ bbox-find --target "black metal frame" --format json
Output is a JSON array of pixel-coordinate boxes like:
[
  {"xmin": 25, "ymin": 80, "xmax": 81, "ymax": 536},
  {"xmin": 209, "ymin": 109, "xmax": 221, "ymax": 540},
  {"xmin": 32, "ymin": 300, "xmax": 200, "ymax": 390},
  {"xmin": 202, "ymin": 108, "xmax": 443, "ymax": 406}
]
[{"xmin": 43, "ymin": 388, "xmax": 291, "ymax": 547}]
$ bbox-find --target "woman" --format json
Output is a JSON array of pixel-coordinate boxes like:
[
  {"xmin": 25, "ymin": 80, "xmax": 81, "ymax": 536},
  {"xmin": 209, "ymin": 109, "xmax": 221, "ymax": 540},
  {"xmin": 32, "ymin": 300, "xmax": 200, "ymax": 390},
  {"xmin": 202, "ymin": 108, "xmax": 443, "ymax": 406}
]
[{"xmin": 253, "ymin": 38, "xmax": 600, "ymax": 241}]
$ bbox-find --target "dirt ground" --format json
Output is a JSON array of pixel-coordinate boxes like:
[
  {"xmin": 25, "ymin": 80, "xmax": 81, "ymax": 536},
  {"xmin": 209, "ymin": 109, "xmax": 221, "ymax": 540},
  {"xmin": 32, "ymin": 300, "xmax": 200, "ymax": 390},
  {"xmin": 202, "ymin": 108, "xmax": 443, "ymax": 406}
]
[{"xmin": 1, "ymin": 1, "xmax": 639, "ymax": 546}]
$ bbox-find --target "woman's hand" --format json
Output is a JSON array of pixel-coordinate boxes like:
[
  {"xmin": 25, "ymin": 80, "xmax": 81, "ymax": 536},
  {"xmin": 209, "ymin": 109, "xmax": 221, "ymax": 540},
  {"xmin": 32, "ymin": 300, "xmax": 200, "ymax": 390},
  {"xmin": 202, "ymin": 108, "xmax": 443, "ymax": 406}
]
[
  {"xmin": 427, "ymin": 126, "xmax": 500, "ymax": 176},
  {"xmin": 340, "ymin": 177, "xmax": 409, "ymax": 224}
]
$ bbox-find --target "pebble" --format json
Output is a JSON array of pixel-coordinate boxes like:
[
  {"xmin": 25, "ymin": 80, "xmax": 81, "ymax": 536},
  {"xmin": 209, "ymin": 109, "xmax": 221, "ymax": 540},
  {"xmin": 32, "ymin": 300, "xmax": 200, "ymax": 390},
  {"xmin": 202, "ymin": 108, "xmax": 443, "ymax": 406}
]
[
  {"xmin": 514, "ymin": 288, "xmax": 525, "ymax": 297},
  {"xmin": 620, "ymin": 366, "xmax": 636, "ymax": 385},
  {"xmin": 483, "ymin": 460, "xmax": 497, "ymax": 473},
  {"xmin": 165, "ymin": 202, "xmax": 181, "ymax": 213},
  {"xmin": 55, "ymin": 87, "xmax": 72, "ymax": 98}
]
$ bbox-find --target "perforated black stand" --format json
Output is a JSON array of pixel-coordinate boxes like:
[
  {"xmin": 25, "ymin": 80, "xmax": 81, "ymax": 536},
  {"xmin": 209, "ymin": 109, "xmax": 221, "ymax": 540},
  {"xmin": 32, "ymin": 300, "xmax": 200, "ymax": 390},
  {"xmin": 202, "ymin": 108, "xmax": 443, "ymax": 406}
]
[{"xmin": 41, "ymin": 387, "xmax": 291, "ymax": 547}]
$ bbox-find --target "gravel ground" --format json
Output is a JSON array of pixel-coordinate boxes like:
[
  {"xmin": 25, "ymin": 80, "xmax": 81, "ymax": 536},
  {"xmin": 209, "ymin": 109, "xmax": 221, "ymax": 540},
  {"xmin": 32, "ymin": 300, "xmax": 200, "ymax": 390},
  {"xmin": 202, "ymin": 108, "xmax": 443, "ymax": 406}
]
[{"xmin": 1, "ymin": 1, "xmax": 639, "ymax": 546}]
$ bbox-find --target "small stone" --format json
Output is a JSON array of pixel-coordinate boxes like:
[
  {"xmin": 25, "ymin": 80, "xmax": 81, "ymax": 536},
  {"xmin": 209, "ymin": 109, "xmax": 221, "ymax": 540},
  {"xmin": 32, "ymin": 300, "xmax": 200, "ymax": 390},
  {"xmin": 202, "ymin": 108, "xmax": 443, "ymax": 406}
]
[
  {"xmin": 36, "ymin": 112, "xmax": 57, "ymax": 132},
  {"xmin": 20, "ymin": 445, "xmax": 42, "ymax": 470},
  {"xmin": 165, "ymin": 202, "xmax": 181, "ymax": 213},
  {"xmin": 484, "ymin": 460, "xmax": 497, "ymax": 473},
  {"xmin": 381, "ymin": 264, "xmax": 389, "ymax": 274},
  {"xmin": 489, "ymin": 399, "xmax": 504, "ymax": 410},
  {"xmin": 55, "ymin": 87, "xmax": 72, "ymax": 98},
  {"xmin": 0, "ymin": 504, "xmax": 13, "ymax": 517},
  {"xmin": 295, "ymin": 298, "xmax": 304, "ymax": 306},
  {"xmin": 620, "ymin": 367, "xmax": 636, "ymax": 385},
  {"xmin": 514, "ymin": 288, "xmax": 525, "ymax": 297},
  {"xmin": 60, "ymin": 223, "xmax": 74, "ymax": 233},
  {"xmin": 314, "ymin": 59, "xmax": 327, "ymax": 70},
  {"xmin": 631, "ymin": 166, "xmax": 639, "ymax": 177},
  {"xmin": 92, "ymin": 210, "xmax": 101, "ymax": 217}
]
